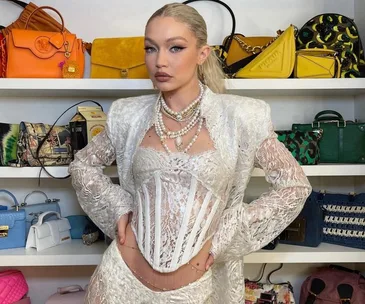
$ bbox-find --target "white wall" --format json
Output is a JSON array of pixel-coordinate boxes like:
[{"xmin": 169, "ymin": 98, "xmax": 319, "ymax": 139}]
[{"xmin": 1, "ymin": 0, "xmax": 364, "ymax": 303}]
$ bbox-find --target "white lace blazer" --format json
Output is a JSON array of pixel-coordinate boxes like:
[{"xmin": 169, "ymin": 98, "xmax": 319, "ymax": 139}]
[{"xmin": 69, "ymin": 87, "xmax": 311, "ymax": 303}]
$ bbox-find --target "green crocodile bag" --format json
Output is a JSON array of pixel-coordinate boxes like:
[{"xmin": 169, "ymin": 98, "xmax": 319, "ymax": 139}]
[
  {"xmin": 296, "ymin": 14, "xmax": 365, "ymax": 78},
  {"xmin": 0, "ymin": 123, "xmax": 19, "ymax": 166},
  {"xmin": 276, "ymin": 129, "xmax": 323, "ymax": 165},
  {"xmin": 292, "ymin": 110, "xmax": 365, "ymax": 163}
]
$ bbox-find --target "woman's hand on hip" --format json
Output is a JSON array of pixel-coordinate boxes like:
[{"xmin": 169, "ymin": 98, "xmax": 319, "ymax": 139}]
[
  {"xmin": 205, "ymin": 253, "xmax": 214, "ymax": 270},
  {"xmin": 117, "ymin": 212, "xmax": 132, "ymax": 244}
]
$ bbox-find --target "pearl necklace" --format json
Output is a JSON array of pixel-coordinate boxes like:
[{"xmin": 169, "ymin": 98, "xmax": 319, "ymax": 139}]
[{"xmin": 160, "ymin": 82, "xmax": 204, "ymax": 122}]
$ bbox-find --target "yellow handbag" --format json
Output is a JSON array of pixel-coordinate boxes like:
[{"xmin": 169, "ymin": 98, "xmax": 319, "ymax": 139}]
[
  {"xmin": 90, "ymin": 37, "xmax": 149, "ymax": 79},
  {"xmin": 234, "ymin": 25, "xmax": 296, "ymax": 79},
  {"xmin": 294, "ymin": 49, "xmax": 341, "ymax": 78}
]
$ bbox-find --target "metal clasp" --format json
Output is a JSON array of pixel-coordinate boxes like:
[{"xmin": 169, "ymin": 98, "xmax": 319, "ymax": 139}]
[
  {"xmin": 0, "ymin": 226, "xmax": 9, "ymax": 238},
  {"xmin": 120, "ymin": 69, "xmax": 128, "ymax": 78}
]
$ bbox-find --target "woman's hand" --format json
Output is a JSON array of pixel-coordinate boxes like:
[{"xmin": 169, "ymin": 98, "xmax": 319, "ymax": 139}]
[
  {"xmin": 117, "ymin": 212, "xmax": 131, "ymax": 244},
  {"xmin": 205, "ymin": 254, "xmax": 214, "ymax": 270}
]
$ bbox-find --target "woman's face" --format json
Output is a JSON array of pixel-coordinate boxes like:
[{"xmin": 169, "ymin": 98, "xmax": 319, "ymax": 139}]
[{"xmin": 144, "ymin": 16, "xmax": 209, "ymax": 92}]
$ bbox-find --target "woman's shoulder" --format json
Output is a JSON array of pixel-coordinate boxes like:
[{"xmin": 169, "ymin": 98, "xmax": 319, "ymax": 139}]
[{"xmin": 109, "ymin": 94, "xmax": 157, "ymax": 117}]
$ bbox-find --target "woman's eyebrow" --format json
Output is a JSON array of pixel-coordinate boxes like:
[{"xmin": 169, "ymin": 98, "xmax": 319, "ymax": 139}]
[{"xmin": 145, "ymin": 36, "xmax": 188, "ymax": 44}]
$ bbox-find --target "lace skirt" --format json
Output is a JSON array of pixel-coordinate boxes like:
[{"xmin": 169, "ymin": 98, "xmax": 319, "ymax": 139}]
[{"xmin": 85, "ymin": 240, "xmax": 213, "ymax": 304}]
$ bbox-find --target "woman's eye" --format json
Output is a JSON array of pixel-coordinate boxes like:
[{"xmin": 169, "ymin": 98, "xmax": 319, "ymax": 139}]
[
  {"xmin": 144, "ymin": 46, "xmax": 156, "ymax": 54},
  {"xmin": 170, "ymin": 46, "xmax": 185, "ymax": 53}
]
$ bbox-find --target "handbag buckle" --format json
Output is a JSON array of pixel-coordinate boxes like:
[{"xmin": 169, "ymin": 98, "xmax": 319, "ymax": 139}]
[
  {"xmin": 279, "ymin": 217, "xmax": 306, "ymax": 242},
  {"xmin": 120, "ymin": 69, "xmax": 128, "ymax": 78},
  {"xmin": 0, "ymin": 225, "xmax": 9, "ymax": 238}
]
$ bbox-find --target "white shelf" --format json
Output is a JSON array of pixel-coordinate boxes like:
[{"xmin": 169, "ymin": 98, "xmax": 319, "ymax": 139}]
[
  {"xmin": 1, "ymin": 164, "xmax": 364, "ymax": 179},
  {"xmin": 244, "ymin": 243, "xmax": 365, "ymax": 264},
  {"xmin": 0, "ymin": 240, "xmax": 107, "ymax": 266},
  {"xmin": 0, "ymin": 78, "xmax": 365, "ymax": 97}
]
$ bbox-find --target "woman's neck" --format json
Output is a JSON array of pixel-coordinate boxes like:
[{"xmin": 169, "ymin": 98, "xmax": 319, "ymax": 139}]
[{"xmin": 162, "ymin": 80, "xmax": 202, "ymax": 112}]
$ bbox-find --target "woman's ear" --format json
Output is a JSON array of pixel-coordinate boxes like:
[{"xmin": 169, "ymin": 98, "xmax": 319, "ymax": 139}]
[{"xmin": 199, "ymin": 45, "xmax": 211, "ymax": 65}]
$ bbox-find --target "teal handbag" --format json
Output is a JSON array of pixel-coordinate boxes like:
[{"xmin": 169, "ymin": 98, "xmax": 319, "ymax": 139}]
[{"xmin": 292, "ymin": 110, "xmax": 365, "ymax": 163}]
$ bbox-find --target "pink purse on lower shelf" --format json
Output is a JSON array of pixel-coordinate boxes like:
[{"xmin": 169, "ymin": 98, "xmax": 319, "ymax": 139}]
[
  {"xmin": 0, "ymin": 270, "xmax": 29, "ymax": 304},
  {"xmin": 45, "ymin": 285, "xmax": 86, "ymax": 304}
]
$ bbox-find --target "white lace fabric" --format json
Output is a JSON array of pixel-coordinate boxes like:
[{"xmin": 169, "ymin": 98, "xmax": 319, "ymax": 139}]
[{"xmin": 69, "ymin": 87, "xmax": 312, "ymax": 303}]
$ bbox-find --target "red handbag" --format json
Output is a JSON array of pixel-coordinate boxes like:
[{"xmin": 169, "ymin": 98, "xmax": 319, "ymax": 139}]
[{"xmin": 0, "ymin": 32, "xmax": 6, "ymax": 78}]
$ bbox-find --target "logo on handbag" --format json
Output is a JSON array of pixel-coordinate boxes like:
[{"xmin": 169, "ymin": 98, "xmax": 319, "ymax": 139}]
[
  {"xmin": 0, "ymin": 225, "xmax": 9, "ymax": 237},
  {"xmin": 258, "ymin": 50, "xmax": 281, "ymax": 69},
  {"xmin": 35, "ymin": 36, "xmax": 52, "ymax": 53}
]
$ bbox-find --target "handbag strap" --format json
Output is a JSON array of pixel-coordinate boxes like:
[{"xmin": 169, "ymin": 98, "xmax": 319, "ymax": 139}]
[
  {"xmin": 34, "ymin": 211, "xmax": 61, "ymax": 225},
  {"xmin": 0, "ymin": 189, "xmax": 19, "ymax": 209},
  {"xmin": 35, "ymin": 100, "xmax": 103, "ymax": 182},
  {"xmin": 25, "ymin": 6, "xmax": 65, "ymax": 31},
  {"xmin": 182, "ymin": 0, "xmax": 236, "ymax": 53},
  {"xmin": 5, "ymin": 0, "xmax": 27, "ymax": 8},
  {"xmin": 57, "ymin": 285, "xmax": 83, "ymax": 294}
]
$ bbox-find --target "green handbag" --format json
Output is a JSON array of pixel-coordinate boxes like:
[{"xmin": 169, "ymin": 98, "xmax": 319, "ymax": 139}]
[{"xmin": 292, "ymin": 110, "xmax": 365, "ymax": 163}]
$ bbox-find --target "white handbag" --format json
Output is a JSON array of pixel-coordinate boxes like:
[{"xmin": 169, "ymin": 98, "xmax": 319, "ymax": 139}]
[{"xmin": 26, "ymin": 211, "xmax": 71, "ymax": 251}]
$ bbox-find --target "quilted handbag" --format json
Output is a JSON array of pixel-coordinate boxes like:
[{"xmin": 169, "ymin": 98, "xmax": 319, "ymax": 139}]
[
  {"xmin": 0, "ymin": 269, "xmax": 29, "ymax": 304},
  {"xmin": 0, "ymin": 189, "xmax": 26, "ymax": 250},
  {"xmin": 245, "ymin": 264, "xmax": 295, "ymax": 304},
  {"xmin": 90, "ymin": 36, "xmax": 149, "ymax": 79},
  {"xmin": 26, "ymin": 211, "xmax": 71, "ymax": 251},
  {"xmin": 17, "ymin": 122, "xmax": 72, "ymax": 167},
  {"xmin": 46, "ymin": 285, "xmax": 86, "ymax": 304},
  {"xmin": 275, "ymin": 129, "xmax": 323, "ymax": 165},
  {"xmin": 296, "ymin": 13, "xmax": 365, "ymax": 78},
  {"xmin": 0, "ymin": 123, "xmax": 19, "ymax": 166},
  {"xmin": 292, "ymin": 110, "xmax": 365, "ymax": 163},
  {"xmin": 19, "ymin": 190, "xmax": 61, "ymax": 236},
  {"xmin": 5, "ymin": 6, "xmax": 85, "ymax": 78}
]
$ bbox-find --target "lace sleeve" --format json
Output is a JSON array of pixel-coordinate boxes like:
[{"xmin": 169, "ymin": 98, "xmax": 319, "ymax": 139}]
[
  {"xmin": 210, "ymin": 106, "xmax": 312, "ymax": 263},
  {"xmin": 68, "ymin": 105, "xmax": 134, "ymax": 239}
]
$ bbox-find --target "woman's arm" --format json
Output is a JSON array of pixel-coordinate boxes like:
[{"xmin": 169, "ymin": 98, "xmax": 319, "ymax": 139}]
[
  {"xmin": 68, "ymin": 104, "xmax": 133, "ymax": 239},
  {"xmin": 210, "ymin": 103, "xmax": 312, "ymax": 263}
]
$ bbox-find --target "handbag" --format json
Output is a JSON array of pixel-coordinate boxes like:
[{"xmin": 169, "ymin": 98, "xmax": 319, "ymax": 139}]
[
  {"xmin": 295, "ymin": 48, "xmax": 341, "ymax": 78},
  {"xmin": 17, "ymin": 122, "xmax": 72, "ymax": 167},
  {"xmin": 317, "ymin": 191, "xmax": 365, "ymax": 250},
  {"xmin": 279, "ymin": 191, "xmax": 324, "ymax": 247},
  {"xmin": 90, "ymin": 36, "xmax": 149, "ymax": 79},
  {"xmin": 0, "ymin": 123, "xmax": 19, "ymax": 166},
  {"xmin": 20, "ymin": 190, "xmax": 61, "ymax": 236},
  {"xmin": 26, "ymin": 211, "xmax": 71, "ymax": 251},
  {"xmin": 5, "ymin": 6, "xmax": 85, "ymax": 78},
  {"xmin": 275, "ymin": 129, "xmax": 323, "ymax": 165},
  {"xmin": 245, "ymin": 264, "xmax": 295, "ymax": 304},
  {"xmin": 65, "ymin": 215, "xmax": 91, "ymax": 239},
  {"xmin": 46, "ymin": 285, "xmax": 86, "ymax": 304},
  {"xmin": 0, "ymin": 189, "xmax": 26, "ymax": 250},
  {"xmin": 296, "ymin": 13, "xmax": 365, "ymax": 78},
  {"xmin": 292, "ymin": 110, "xmax": 365, "ymax": 163},
  {"xmin": 234, "ymin": 25, "xmax": 296, "ymax": 78},
  {"xmin": 300, "ymin": 265, "xmax": 365, "ymax": 304},
  {"xmin": 0, "ymin": 269, "xmax": 29, "ymax": 304}
]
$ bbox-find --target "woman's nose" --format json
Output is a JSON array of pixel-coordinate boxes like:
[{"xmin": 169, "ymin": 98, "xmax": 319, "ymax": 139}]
[{"xmin": 156, "ymin": 50, "xmax": 168, "ymax": 68}]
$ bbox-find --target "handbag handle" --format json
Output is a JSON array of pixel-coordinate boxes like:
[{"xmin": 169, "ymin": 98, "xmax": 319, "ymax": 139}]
[
  {"xmin": 182, "ymin": 0, "xmax": 236, "ymax": 53},
  {"xmin": 34, "ymin": 211, "xmax": 62, "ymax": 225},
  {"xmin": 22, "ymin": 190, "xmax": 60, "ymax": 206},
  {"xmin": 57, "ymin": 285, "xmax": 83, "ymax": 294},
  {"xmin": 0, "ymin": 189, "xmax": 19, "ymax": 210},
  {"xmin": 24, "ymin": 6, "xmax": 65, "ymax": 32},
  {"xmin": 314, "ymin": 110, "xmax": 344, "ymax": 122}
]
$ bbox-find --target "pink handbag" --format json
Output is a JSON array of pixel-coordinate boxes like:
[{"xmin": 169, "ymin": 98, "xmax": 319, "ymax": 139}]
[
  {"xmin": 46, "ymin": 285, "xmax": 86, "ymax": 304},
  {"xmin": 0, "ymin": 270, "xmax": 29, "ymax": 304}
]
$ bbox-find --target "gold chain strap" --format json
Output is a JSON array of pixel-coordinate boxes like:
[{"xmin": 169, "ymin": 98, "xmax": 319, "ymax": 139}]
[
  {"xmin": 0, "ymin": 37, "xmax": 6, "ymax": 78},
  {"xmin": 233, "ymin": 30, "xmax": 283, "ymax": 54}
]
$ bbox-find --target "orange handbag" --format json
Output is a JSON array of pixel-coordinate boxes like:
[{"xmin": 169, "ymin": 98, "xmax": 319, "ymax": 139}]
[{"xmin": 5, "ymin": 6, "xmax": 85, "ymax": 78}]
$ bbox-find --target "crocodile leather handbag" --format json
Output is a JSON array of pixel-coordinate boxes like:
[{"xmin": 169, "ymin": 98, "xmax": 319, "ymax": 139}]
[{"xmin": 0, "ymin": 189, "xmax": 26, "ymax": 250}]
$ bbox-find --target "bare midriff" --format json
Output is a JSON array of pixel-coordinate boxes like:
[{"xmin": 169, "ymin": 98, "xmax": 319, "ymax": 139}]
[{"xmin": 117, "ymin": 222, "xmax": 212, "ymax": 292}]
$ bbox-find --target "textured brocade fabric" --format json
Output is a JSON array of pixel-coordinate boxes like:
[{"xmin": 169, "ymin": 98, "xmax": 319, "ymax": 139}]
[{"xmin": 69, "ymin": 87, "xmax": 312, "ymax": 303}]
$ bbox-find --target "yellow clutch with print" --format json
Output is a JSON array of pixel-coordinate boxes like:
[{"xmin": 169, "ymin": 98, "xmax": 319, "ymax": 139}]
[
  {"xmin": 234, "ymin": 25, "xmax": 296, "ymax": 78},
  {"xmin": 294, "ymin": 49, "xmax": 341, "ymax": 78},
  {"xmin": 90, "ymin": 37, "xmax": 149, "ymax": 79}
]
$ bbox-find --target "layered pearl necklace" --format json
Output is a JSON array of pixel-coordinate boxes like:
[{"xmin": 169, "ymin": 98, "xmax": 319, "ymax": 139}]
[{"xmin": 155, "ymin": 83, "xmax": 204, "ymax": 153}]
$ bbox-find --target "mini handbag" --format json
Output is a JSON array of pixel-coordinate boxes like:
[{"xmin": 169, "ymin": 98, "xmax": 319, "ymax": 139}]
[
  {"xmin": 5, "ymin": 6, "xmax": 85, "ymax": 78},
  {"xmin": 65, "ymin": 215, "xmax": 91, "ymax": 239},
  {"xmin": 245, "ymin": 263, "xmax": 295, "ymax": 304},
  {"xmin": 46, "ymin": 285, "xmax": 86, "ymax": 304},
  {"xmin": 0, "ymin": 189, "xmax": 26, "ymax": 250},
  {"xmin": 26, "ymin": 211, "xmax": 71, "ymax": 251},
  {"xmin": 235, "ymin": 25, "xmax": 296, "ymax": 79},
  {"xmin": 90, "ymin": 36, "xmax": 149, "ymax": 79},
  {"xmin": 294, "ymin": 48, "xmax": 341, "ymax": 78},
  {"xmin": 0, "ymin": 269, "xmax": 29, "ymax": 304},
  {"xmin": 0, "ymin": 123, "xmax": 19, "ymax": 166},
  {"xmin": 19, "ymin": 190, "xmax": 61, "ymax": 236}
]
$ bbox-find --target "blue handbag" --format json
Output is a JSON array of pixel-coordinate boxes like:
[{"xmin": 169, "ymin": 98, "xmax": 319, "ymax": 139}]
[
  {"xmin": 279, "ymin": 191, "xmax": 324, "ymax": 247},
  {"xmin": 65, "ymin": 215, "xmax": 91, "ymax": 239},
  {"xmin": 0, "ymin": 189, "xmax": 26, "ymax": 249},
  {"xmin": 19, "ymin": 190, "xmax": 61, "ymax": 236}
]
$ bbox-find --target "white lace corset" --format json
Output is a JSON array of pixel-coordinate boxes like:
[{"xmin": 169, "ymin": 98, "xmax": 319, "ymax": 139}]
[{"xmin": 131, "ymin": 147, "xmax": 233, "ymax": 272}]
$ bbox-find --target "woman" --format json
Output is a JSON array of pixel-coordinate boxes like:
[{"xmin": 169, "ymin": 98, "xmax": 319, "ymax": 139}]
[{"xmin": 69, "ymin": 3, "xmax": 311, "ymax": 303}]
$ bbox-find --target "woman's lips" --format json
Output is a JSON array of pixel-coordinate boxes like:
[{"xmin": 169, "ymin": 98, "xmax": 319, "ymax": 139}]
[{"xmin": 155, "ymin": 72, "xmax": 172, "ymax": 82}]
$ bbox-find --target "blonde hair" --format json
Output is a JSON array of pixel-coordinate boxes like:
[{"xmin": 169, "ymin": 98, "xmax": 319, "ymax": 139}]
[{"xmin": 146, "ymin": 3, "xmax": 226, "ymax": 94}]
